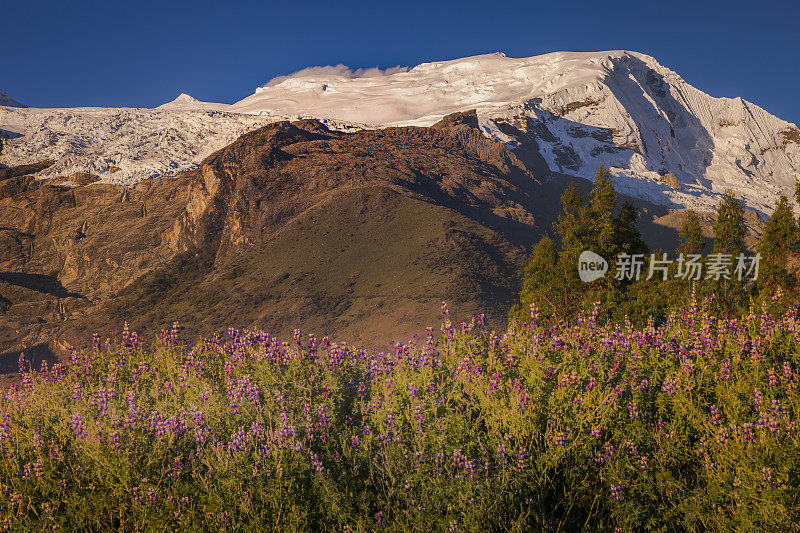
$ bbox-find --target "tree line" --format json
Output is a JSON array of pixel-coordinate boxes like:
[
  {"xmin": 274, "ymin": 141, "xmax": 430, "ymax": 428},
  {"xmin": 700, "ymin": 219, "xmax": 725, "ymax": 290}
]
[{"xmin": 510, "ymin": 166, "xmax": 799, "ymax": 326}]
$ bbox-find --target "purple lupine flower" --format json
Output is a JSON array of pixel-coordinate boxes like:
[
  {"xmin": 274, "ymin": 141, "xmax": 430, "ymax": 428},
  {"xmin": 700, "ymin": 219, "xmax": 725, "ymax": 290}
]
[
  {"xmin": 516, "ymin": 446, "xmax": 527, "ymax": 472},
  {"xmin": 169, "ymin": 457, "xmax": 183, "ymax": 480},
  {"xmin": 554, "ymin": 432, "xmax": 566, "ymax": 447},
  {"xmin": 611, "ymin": 385, "xmax": 624, "ymax": 403},
  {"xmin": 518, "ymin": 391, "xmax": 530, "ymax": 409},
  {"xmin": 719, "ymin": 358, "xmax": 732, "ymax": 380},
  {"xmin": 782, "ymin": 361, "xmax": 793, "ymax": 386},
  {"xmin": 767, "ymin": 368, "xmax": 779, "ymax": 389},
  {"xmin": 483, "ymin": 373, "xmax": 498, "ymax": 395},
  {"xmin": 48, "ymin": 441, "xmax": 62, "ymax": 462},
  {"xmin": 22, "ymin": 461, "xmax": 43, "ymax": 481},
  {"xmin": 530, "ymin": 305, "xmax": 540, "ymax": 326},
  {"xmin": 71, "ymin": 413, "xmax": 86, "ymax": 438},
  {"xmin": 761, "ymin": 467, "xmax": 774, "ymax": 485},
  {"xmin": 661, "ymin": 376, "xmax": 678, "ymax": 397},
  {"xmin": 228, "ymin": 426, "xmax": 249, "ymax": 453},
  {"xmin": 375, "ymin": 511, "xmax": 386, "ymax": 528},
  {"xmin": 602, "ymin": 442, "xmax": 615, "ymax": 463},
  {"xmin": 9, "ymin": 493, "xmax": 22, "ymax": 510},
  {"xmin": 308, "ymin": 450, "xmax": 325, "ymax": 473},
  {"xmin": 385, "ymin": 408, "xmax": 396, "ymax": 429},
  {"xmin": 590, "ymin": 425, "xmax": 601, "ymax": 439},
  {"xmin": 741, "ymin": 422, "xmax": 755, "ymax": 443},
  {"xmin": 407, "ymin": 382, "xmax": 418, "ymax": 400},
  {"xmin": 716, "ymin": 426, "xmax": 731, "ymax": 447},
  {"xmin": 452, "ymin": 449, "xmax": 467, "ymax": 472},
  {"xmin": 413, "ymin": 451, "xmax": 424, "ymax": 466},
  {"xmin": 413, "ymin": 404, "xmax": 424, "ymax": 427},
  {"xmin": 753, "ymin": 388, "xmax": 764, "ymax": 410},
  {"xmin": 32, "ymin": 426, "xmax": 43, "ymax": 455},
  {"xmin": 250, "ymin": 422, "xmax": 265, "ymax": 442},
  {"xmin": 709, "ymin": 404, "xmax": 722, "ymax": 426},
  {"xmin": 624, "ymin": 440, "xmax": 638, "ymax": 458},
  {"xmin": 768, "ymin": 415, "xmax": 781, "ymax": 436},
  {"xmin": 558, "ymin": 372, "xmax": 577, "ymax": 389},
  {"xmin": 638, "ymin": 455, "xmax": 649, "ymax": 473},
  {"xmin": 609, "ymin": 482, "xmax": 624, "ymax": 503}
]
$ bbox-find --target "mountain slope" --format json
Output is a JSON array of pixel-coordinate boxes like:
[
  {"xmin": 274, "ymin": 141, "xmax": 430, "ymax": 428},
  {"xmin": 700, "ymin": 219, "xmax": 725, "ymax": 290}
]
[
  {"xmin": 0, "ymin": 113, "xmax": 547, "ymax": 357},
  {"xmin": 2, "ymin": 52, "xmax": 797, "ymax": 214}
]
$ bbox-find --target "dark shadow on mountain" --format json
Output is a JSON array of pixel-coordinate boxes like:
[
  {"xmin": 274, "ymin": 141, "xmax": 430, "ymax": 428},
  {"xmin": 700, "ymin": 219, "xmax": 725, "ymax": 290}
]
[
  {"xmin": 607, "ymin": 54, "xmax": 715, "ymax": 189},
  {"xmin": 0, "ymin": 159, "xmax": 56, "ymax": 181},
  {"xmin": 0, "ymin": 343, "xmax": 57, "ymax": 374},
  {"xmin": 0, "ymin": 272, "xmax": 83, "ymax": 298},
  {"xmin": 397, "ymin": 167, "xmax": 544, "ymax": 250},
  {"xmin": 0, "ymin": 227, "xmax": 35, "ymax": 239},
  {"xmin": 494, "ymin": 109, "xmax": 711, "ymax": 212},
  {"xmin": 0, "ymin": 128, "xmax": 22, "ymax": 140}
]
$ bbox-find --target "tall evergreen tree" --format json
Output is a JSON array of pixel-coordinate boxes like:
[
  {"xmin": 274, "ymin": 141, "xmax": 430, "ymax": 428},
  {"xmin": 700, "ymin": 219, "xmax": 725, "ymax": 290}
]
[
  {"xmin": 757, "ymin": 195, "xmax": 797, "ymax": 290},
  {"xmin": 678, "ymin": 211, "xmax": 705, "ymax": 255},
  {"xmin": 712, "ymin": 191, "xmax": 746, "ymax": 255},
  {"xmin": 794, "ymin": 180, "xmax": 800, "ymax": 217},
  {"xmin": 614, "ymin": 201, "xmax": 648, "ymax": 257},
  {"xmin": 708, "ymin": 191, "xmax": 748, "ymax": 312},
  {"xmin": 586, "ymin": 166, "xmax": 618, "ymax": 256},
  {"xmin": 555, "ymin": 183, "xmax": 586, "ymax": 253},
  {"xmin": 512, "ymin": 236, "xmax": 561, "ymax": 319}
]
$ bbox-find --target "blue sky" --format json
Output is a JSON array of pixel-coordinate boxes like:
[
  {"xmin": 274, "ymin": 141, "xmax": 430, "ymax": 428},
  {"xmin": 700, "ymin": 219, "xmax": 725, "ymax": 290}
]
[{"xmin": 2, "ymin": 0, "xmax": 799, "ymax": 123}]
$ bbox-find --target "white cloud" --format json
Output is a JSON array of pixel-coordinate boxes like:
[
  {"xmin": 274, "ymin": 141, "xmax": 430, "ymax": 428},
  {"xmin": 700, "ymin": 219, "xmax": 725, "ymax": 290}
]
[{"xmin": 261, "ymin": 64, "xmax": 408, "ymax": 87}]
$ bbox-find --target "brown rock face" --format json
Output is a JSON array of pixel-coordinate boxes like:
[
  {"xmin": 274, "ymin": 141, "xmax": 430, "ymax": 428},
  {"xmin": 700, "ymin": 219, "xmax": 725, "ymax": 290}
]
[
  {"xmin": 659, "ymin": 173, "xmax": 681, "ymax": 190},
  {"xmin": 0, "ymin": 165, "xmax": 191, "ymax": 368},
  {"xmin": 1, "ymin": 112, "xmax": 547, "ymax": 360}
]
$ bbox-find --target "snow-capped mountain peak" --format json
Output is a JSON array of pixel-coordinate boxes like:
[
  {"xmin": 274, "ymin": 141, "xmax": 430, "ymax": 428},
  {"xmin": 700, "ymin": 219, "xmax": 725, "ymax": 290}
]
[
  {"xmin": 171, "ymin": 93, "xmax": 198, "ymax": 104},
  {"xmin": 2, "ymin": 51, "xmax": 798, "ymax": 215},
  {"xmin": 156, "ymin": 93, "xmax": 230, "ymax": 111},
  {"xmin": 230, "ymin": 50, "xmax": 799, "ymax": 213}
]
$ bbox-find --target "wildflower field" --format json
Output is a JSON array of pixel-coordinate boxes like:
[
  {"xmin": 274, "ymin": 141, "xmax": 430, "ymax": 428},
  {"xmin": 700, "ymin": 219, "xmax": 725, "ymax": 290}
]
[{"xmin": 1, "ymin": 299, "xmax": 799, "ymax": 531}]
